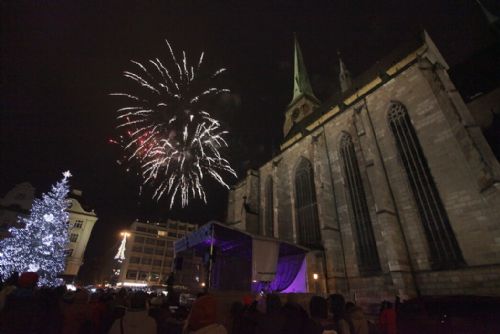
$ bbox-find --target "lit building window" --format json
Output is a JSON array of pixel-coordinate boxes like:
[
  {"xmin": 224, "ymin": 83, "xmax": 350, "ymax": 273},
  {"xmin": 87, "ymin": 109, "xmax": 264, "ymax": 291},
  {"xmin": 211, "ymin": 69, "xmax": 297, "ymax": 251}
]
[
  {"xmin": 158, "ymin": 231, "xmax": 166, "ymax": 237},
  {"xmin": 340, "ymin": 133, "xmax": 380, "ymax": 274},
  {"xmin": 70, "ymin": 233, "xmax": 78, "ymax": 243},
  {"xmin": 126, "ymin": 270, "xmax": 138, "ymax": 279},
  {"xmin": 73, "ymin": 220, "xmax": 83, "ymax": 228},
  {"xmin": 138, "ymin": 271, "xmax": 148, "ymax": 280},
  {"xmin": 388, "ymin": 101, "xmax": 464, "ymax": 269}
]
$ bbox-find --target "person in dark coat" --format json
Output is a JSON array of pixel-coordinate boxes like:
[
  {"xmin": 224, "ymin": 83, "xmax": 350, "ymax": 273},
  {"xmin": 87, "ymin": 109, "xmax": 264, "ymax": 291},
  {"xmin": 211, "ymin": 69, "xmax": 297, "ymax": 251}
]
[
  {"xmin": 250, "ymin": 293, "xmax": 285, "ymax": 334},
  {"xmin": 281, "ymin": 301, "xmax": 310, "ymax": 334},
  {"xmin": 305, "ymin": 296, "xmax": 337, "ymax": 334},
  {"xmin": 328, "ymin": 294, "xmax": 351, "ymax": 334}
]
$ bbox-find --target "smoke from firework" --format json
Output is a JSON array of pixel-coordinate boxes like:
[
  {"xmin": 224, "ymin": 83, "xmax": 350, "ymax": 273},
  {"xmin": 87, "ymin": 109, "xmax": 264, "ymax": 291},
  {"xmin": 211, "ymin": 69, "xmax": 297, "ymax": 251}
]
[{"xmin": 111, "ymin": 40, "xmax": 236, "ymax": 208}]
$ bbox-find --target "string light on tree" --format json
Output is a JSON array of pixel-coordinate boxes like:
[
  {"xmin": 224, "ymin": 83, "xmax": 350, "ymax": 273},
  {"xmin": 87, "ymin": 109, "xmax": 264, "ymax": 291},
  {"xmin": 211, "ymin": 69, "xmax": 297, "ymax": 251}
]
[{"xmin": 0, "ymin": 171, "xmax": 72, "ymax": 286}]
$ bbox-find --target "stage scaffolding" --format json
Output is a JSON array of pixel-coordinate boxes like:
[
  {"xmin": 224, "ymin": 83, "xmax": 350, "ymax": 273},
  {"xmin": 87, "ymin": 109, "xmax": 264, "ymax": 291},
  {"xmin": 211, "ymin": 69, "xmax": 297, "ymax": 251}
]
[{"xmin": 174, "ymin": 221, "xmax": 309, "ymax": 293}]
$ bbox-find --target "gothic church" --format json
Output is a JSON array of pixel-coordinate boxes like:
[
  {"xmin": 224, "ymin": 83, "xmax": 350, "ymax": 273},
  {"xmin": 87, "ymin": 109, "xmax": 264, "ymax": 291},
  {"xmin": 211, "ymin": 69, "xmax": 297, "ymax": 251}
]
[{"xmin": 226, "ymin": 30, "xmax": 500, "ymax": 301}]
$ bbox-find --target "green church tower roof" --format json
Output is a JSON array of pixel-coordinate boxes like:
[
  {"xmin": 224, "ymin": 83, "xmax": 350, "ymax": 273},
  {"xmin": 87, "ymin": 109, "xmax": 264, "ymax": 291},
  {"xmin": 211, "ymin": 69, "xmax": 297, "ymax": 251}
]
[
  {"xmin": 289, "ymin": 36, "xmax": 319, "ymax": 107},
  {"xmin": 476, "ymin": 0, "xmax": 499, "ymax": 26}
]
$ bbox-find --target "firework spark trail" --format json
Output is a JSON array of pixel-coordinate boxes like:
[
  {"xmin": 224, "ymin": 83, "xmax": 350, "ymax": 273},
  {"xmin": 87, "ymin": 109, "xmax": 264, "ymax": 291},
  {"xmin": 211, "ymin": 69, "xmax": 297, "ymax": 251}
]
[{"xmin": 111, "ymin": 40, "xmax": 236, "ymax": 208}]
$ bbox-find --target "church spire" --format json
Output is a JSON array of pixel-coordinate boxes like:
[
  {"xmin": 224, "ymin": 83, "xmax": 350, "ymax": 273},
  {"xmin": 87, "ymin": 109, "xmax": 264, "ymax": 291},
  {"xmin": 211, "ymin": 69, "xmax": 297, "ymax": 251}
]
[
  {"xmin": 476, "ymin": 0, "xmax": 499, "ymax": 26},
  {"xmin": 338, "ymin": 51, "xmax": 352, "ymax": 94},
  {"xmin": 290, "ymin": 35, "xmax": 318, "ymax": 106},
  {"xmin": 283, "ymin": 35, "xmax": 319, "ymax": 137}
]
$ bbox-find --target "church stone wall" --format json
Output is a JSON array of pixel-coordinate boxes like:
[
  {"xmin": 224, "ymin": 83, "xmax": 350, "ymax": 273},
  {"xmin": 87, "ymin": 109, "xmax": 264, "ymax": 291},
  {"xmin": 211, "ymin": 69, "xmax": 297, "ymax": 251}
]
[
  {"xmin": 226, "ymin": 181, "xmax": 246, "ymax": 231},
  {"xmin": 258, "ymin": 162, "xmax": 273, "ymax": 236}
]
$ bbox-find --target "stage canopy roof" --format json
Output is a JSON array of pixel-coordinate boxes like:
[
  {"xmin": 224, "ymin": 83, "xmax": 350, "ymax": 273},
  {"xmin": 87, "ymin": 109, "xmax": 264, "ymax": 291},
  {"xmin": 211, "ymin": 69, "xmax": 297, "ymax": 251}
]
[{"xmin": 174, "ymin": 221, "xmax": 308, "ymax": 257}]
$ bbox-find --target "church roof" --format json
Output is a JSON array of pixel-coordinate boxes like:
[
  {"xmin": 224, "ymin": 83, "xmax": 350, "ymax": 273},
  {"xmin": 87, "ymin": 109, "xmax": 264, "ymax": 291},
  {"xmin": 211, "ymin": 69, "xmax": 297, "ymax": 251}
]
[
  {"xmin": 69, "ymin": 189, "xmax": 95, "ymax": 214},
  {"xmin": 476, "ymin": 0, "xmax": 499, "ymax": 27},
  {"xmin": 282, "ymin": 35, "xmax": 423, "ymax": 145}
]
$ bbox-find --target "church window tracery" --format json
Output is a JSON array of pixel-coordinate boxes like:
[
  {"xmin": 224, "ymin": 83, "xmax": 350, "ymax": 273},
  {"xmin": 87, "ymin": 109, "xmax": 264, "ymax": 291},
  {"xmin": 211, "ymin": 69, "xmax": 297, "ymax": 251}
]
[
  {"xmin": 265, "ymin": 176, "xmax": 274, "ymax": 237},
  {"xmin": 388, "ymin": 102, "xmax": 464, "ymax": 269},
  {"xmin": 339, "ymin": 133, "xmax": 381, "ymax": 274},
  {"xmin": 295, "ymin": 158, "xmax": 321, "ymax": 248}
]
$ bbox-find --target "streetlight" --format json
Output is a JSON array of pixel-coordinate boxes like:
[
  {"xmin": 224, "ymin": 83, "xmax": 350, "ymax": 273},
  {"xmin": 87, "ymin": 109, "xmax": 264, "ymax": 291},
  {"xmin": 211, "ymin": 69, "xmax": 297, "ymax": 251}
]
[
  {"xmin": 120, "ymin": 231, "xmax": 131, "ymax": 237},
  {"xmin": 313, "ymin": 273, "xmax": 319, "ymax": 294}
]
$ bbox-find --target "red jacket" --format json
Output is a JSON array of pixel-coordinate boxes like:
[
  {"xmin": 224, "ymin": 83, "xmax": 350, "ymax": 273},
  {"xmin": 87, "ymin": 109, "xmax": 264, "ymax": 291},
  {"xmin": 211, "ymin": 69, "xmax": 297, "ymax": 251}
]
[{"xmin": 379, "ymin": 308, "xmax": 397, "ymax": 334}]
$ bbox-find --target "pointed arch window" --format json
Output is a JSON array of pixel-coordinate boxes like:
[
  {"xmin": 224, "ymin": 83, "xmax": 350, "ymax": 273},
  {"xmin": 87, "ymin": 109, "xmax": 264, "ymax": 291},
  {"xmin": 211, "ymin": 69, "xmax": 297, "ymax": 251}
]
[
  {"xmin": 295, "ymin": 158, "xmax": 321, "ymax": 248},
  {"xmin": 265, "ymin": 176, "xmax": 274, "ymax": 237},
  {"xmin": 389, "ymin": 102, "xmax": 464, "ymax": 269},
  {"xmin": 340, "ymin": 133, "xmax": 381, "ymax": 274}
]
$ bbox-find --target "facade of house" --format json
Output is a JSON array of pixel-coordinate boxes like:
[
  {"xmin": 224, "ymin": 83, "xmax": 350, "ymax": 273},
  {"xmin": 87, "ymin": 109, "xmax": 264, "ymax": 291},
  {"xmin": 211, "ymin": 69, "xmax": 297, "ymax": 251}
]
[
  {"xmin": 116, "ymin": 219, "xmax": 202, "ymax": 289},
  {"xmin": 226, "ymin": 31, "xmax": 500, "ymax": 302},
  {"xmin": 63, "ymin": 190, "xmax": 98, "ymax": 279}
]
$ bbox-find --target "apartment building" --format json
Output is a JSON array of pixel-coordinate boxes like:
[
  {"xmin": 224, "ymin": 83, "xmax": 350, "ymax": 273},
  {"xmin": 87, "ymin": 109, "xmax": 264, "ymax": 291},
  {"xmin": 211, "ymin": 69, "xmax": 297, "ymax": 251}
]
[{"xmin": 117, "ymin": 219, "xmax": 200, "ymax": 288}]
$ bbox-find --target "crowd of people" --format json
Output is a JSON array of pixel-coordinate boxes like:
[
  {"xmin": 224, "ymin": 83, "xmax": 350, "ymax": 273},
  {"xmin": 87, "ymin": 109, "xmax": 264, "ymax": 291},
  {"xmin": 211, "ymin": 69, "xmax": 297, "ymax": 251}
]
[
  {"xmin": 225, "ymin": 293, "xmax": 396, "ymax": 334},
  {"xmin": 0, "ymin": 271, "xmax": 397, "ymax": 334}
]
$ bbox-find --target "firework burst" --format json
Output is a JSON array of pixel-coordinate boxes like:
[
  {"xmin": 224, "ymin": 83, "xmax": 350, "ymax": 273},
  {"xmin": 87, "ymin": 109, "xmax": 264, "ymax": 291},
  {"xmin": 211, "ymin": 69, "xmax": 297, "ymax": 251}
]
[{"xmin": 111, "ymin": 40, "xmax": 236, "ymax": 208}]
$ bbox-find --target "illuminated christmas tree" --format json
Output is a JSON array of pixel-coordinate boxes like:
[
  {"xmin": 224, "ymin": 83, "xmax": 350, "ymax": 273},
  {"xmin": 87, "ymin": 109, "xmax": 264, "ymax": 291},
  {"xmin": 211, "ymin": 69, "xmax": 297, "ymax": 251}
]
[{"xmin": 0, "ymin": 171, "xmax": 72, "ymax": 286}]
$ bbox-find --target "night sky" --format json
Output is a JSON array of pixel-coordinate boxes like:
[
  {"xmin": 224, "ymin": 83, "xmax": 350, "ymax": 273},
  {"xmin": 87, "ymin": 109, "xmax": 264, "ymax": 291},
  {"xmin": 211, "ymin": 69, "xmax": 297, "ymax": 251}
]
[{"xmin": 1, "ymin": 0, "xmax": 497, "ymax": 283}]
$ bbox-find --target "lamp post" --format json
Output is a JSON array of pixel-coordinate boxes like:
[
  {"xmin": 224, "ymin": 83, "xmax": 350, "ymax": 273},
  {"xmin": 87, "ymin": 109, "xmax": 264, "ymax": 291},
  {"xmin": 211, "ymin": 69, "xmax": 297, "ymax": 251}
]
[{"xmin": 313, "ymin": 273, "xmax": 319, "ymax": 294}]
